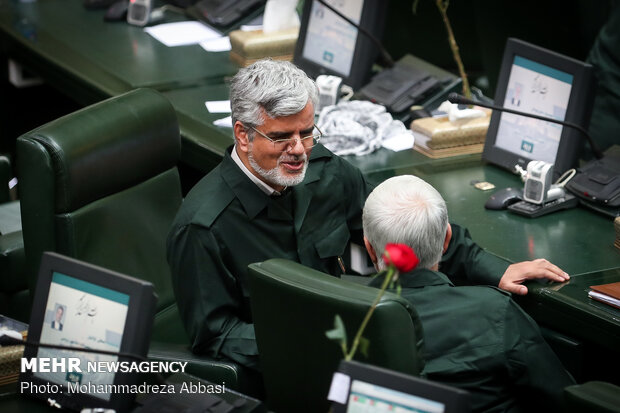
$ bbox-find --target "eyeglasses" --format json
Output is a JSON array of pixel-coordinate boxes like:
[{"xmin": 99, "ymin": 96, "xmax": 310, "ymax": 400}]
[{"xmin": 248, "ymin": 124, "xmax": 323, "ymax": 152}]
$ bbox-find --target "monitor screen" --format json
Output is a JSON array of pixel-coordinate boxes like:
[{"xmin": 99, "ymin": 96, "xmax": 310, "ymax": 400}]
[
  {"xmin": 301, "ymin": 0, "xmax": 363, "ymax": 78},
  {"xmin": 483, "ymin": 38, "xmax": 595, "ymax": 178},
  {"xmin": 34, "ymin": 272, "xmax": 130, "ymax": 402},
  {"xmin": 294, "ymin": 0, "xmax": 387, "ymax": 90},
  {"xmin": 331, "ymin": 360, "xmax": 470, "ymax": 413},
  {"xmin": 347, "ymin": 379, "xmax": 446, "ymax": 413},
  {"xmin": 20, "ymin": 252, "xmax": 156, "ymax": 412}
]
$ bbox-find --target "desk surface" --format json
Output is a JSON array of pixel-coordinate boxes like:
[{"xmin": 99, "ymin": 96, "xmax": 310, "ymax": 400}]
[
  {"xmin": 0, "ymin": 0, "xmax": 237, "ymax": 101},
  {"xmin": 518, "ymin": 268, "xmax": 620, "ymax": 349},
  {"xmin": 366, "ymin": 162, "xmax": 620, "ymax": 276},
  {"xmin": 161, "ymin": 83, "xmax": 481, "ymax": 173}
]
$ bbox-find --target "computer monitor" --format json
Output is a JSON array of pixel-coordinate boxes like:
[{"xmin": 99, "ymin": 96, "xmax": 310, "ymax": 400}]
[
  {"xmin": 20, "ymin": 252, "xmax": 157, "ymax": 412},
  {"xmin": 331, "ymin": 361, "xmax": 470, "ymax": 413},
  {"xmin": 482, "ymin": 38, "xmax": 596, "ymax": 178},
  {"xmin": 293, "ymin": 0, "xmax": 387, "ymax": 90}
]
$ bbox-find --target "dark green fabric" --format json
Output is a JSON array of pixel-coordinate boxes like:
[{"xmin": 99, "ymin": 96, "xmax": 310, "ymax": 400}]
[
  {"xmin": 167, "ymin": 145, "xmax": 513, "ymax": 371},
  {"xmin": 17, "ymin": 88, "xmax": 180, "ymax": 290},
  {"xmin": 371, "ymin": 269, "xmax": 575, "ymax": 413},
  {"xmin": 167, "ymin": 144, "xmax": 371, "ymax": 369},
  {"xmin": 587, "ymin": 1, "xmax": 620, "ymax": 155},
  {"xmin": 55, "ymin": 168, "xmax": 181, "ymax": 316},
  {"xmin": 247, "ymin": 258, "xmax": 424, "ymax": 413},
  {"xmin": 440, "ymin": 224, "xmax": 511, "ymax": 286}
]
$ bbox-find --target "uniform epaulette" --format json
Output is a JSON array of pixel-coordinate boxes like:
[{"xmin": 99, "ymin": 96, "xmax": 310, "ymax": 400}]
[{"xmin": 190, "ymin": 170, "xmax": 236, "ymax": 228}]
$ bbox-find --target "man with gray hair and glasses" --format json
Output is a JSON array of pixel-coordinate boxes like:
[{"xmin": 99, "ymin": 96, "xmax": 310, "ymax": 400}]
[
  {"xmin": 167, "ymin": 59, "xmax": 371, "ymax": 371},
  {"xmin": 363, "ymin": 175, "xmax": 574, "ymax": 412},
  {"xmin": 167, "ymin": 59, "xmax": 569, "ymax": 372}
]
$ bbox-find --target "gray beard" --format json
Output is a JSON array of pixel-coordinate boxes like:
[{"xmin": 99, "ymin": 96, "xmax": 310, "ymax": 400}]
[{"xmin": 248, "ymin": 149, "xmax": 308, "ymax": 188}]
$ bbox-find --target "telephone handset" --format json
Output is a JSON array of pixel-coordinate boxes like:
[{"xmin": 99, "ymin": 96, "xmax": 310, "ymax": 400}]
[{"xmin": 360, "ymin": 62, "xmax": 440, "ymax": 113}]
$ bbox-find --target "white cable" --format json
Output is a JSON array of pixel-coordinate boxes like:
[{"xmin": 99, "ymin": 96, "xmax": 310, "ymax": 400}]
[
  {"xmin": 514, "ymin": 164, "xmax": 527, "ymax": 182},
  {"xmin": 554, "ymin": 168, "xmax": 576, "ymax": 188}
]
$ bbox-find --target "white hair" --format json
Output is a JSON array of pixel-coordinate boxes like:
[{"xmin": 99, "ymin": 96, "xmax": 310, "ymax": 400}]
[
  {"xmin": 230, "ymin": 59, "xmax": 319, "ymax": 132},
  {"xmin": 363, "ymin": 175, "xmax": 449, "ymax": 270}
]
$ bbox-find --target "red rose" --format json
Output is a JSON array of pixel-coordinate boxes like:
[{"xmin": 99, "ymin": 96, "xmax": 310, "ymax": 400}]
[{"xmin": 382, "ymin": 244, "xmax": 419, "ymax": 273}]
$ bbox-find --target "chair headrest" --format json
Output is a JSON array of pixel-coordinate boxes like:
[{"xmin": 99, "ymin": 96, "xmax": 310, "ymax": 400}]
[{"xmin": 19, "ymin": 88, "xmax": 180, "ymax": 213}]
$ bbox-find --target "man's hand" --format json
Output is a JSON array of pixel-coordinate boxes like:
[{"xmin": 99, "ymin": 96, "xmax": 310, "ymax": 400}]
[{"xmin": 499, "ymin": 259, "xmax": 570, "ymax": 295}]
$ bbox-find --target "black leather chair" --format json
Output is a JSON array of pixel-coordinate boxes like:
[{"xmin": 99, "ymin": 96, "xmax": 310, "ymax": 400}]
[
  {"xmin": 16, "ymin": 88, "xmax": 253, "ymax": 392},
  {"xmin": 247, "ymin": 258, "xmax": 425, "ymax": 413},
  {"xmin": 0, "ymin": 155, "xmax": 27, "ymax": 322}
]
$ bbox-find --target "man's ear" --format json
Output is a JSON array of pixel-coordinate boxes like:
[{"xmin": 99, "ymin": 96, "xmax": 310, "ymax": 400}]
[
  {"xmin": 364, "ymin": 237, "xmax": 378, "ymax": 265},
  {"xmin": 443, "ymin": 223, "xmax": 452, "ymax": 254},
  {"xmin": 234, "ymin": 121, "xmax": 250, "ymax": 154}
]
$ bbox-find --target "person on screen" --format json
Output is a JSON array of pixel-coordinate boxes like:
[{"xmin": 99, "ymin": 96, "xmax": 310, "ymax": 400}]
[
  {"xmin": 363, "ymin": 175, "xmax": 575, "ymax": 412},
  {"xmin": 51, "ymin": 305, "xmax": 64, "ymax": 331},
  {"xmin": 166, "ymin": 59, "xmax": 570, "ymax": 371}
]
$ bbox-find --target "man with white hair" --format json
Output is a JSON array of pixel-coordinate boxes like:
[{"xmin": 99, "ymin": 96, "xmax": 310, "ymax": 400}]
[{"xmin": 363, "ymin": 175, "xmax": 575, "ymax": 412}]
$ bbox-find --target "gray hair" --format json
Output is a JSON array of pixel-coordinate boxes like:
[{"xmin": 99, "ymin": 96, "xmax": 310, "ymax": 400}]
[
  {"xmin": 363, "ymin": 175, "xmax": 449, "ymax": 270},
  {"xmin": 230, "ymin": 59, "xmax": 319, "ymax": 131}
]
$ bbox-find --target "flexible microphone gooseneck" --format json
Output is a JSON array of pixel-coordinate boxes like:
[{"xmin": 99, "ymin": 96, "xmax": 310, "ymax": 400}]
[{"xmin": 447, "ymin": 92, "xmax": 604, "ymax": 160}]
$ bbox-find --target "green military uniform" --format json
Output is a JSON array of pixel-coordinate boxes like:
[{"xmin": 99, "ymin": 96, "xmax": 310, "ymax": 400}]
[
  {"xmin": 167, "ymin": 144, "xmax": 370, "ymax": 369},
  {"xmin": 167, "ymin": 145, "xmax": 510, "ymax": 370},
  {"xmin": 372, "ymin": 269, "xmax": 575, "ymax": 412}
]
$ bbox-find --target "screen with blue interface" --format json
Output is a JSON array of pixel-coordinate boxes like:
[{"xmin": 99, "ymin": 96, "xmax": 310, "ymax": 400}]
[
  {"xmin": 495, "ymin": 56, "xmax": 573, "ymax": 164},
  {"xmin": 301, "ymin": 0, "xmax": 363, "ymax": 77},
  {"xmin": 347, "ymin": 380, "xmax": 445, "ymax": 413},
  {"xmin": 34, "ymin": 272, "xmax": 129, "ymax": 401}
]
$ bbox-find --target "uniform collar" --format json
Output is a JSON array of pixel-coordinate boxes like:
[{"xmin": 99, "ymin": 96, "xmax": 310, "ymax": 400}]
[
  {"xmin": 221, "ymin": 147, "xmax": 271, "ymax": 219},
  {"xmin": 221, "ymin": 145, "xmax": 333, "ymax": 220},
  {"xmin": 370, "ymin": 267, "xmax": 454, "ymax": 289},
  {"xmin": 398, "ymin": 268, "xmax": 454, "ymax": 288}
]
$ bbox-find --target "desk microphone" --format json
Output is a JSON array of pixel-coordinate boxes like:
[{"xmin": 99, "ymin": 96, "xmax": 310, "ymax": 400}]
[
  {"xmin": 447, "ymin": 93, "xmax": 604, "ymax": 160},
  {"xmin": 448, "ymin": 93, "xmax": 620, "ymax": 211}
]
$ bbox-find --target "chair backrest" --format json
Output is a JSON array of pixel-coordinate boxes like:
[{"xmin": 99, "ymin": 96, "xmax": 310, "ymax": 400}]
[
  {"xmin": 247, "ymin": 258, "xmax": 425, "ymax": 413},
  {"xmin": 16, "ymin": 88, "xmax": 186, "ymax": 342}
]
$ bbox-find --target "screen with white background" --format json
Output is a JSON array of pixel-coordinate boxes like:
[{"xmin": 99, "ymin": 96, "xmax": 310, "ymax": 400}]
[
  {"xmin": 34, "ymin": 272, "xmax": 129, "ymax": 401},
  {"xmin": 302, "ymin": 0, "xmax": 363, "ymax": 77},
  {"xmin": 495, "ymin": 56, "xmax": 573, "ymax": 164}
]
